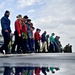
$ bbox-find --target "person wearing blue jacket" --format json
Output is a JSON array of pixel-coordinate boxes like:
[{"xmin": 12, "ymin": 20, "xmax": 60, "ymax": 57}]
[
  {"xmin": 0, "ymin": 10, "xmax": 12, "ymax": 75},
  {"xmin": 26, "ymin": 19, "xmax": 33, "ymax": 52},
  {"xmin": 0, "ymin": 10, "xmax": 12, "ymax": 54},
  {"xmin": 41, "ymin": 31, "xmax": 47, "ymax": 53}
]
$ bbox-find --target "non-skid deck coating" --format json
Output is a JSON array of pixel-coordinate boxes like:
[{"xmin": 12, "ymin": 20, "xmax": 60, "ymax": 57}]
[{"xmin": 0, "ymin": 53, "xmax": 74, "ymax": 67}]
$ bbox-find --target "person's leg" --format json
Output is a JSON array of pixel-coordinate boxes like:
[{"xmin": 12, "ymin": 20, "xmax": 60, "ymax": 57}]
[
  {"xmin": 0, "ymin": 32, "xmax": 10, "ymax": 54},
  {"xmin": 54, "ymin": 67, "xmax": 60, "ymax": 71},
  {"xmin": 54, "ymin": 43, "xmax": 58, "ymax": 53},
  {"xmin": 15, "ymin": 67, "xmax": 19, "ymax": 75},
  {"xmin": 41, "ymin": 67, "xmax": 47, "ymax": 75},
  {"xmin": 12, "ymin": 31, "xmax": 19, "ymax": 53},
  {"xmin": 12, "ymin": 41, "xmax": 17, "ymax": 53},
  {"xmin": 25, "ymin": 39, "xmax": 30, "ymax": 52},
  {"xmin": 31, "ymin": 38, "xmax": 34, "ymax": 52},
  {"xmin": 38, "ymin": 42, "xmax": 40, "ymax": 53},
  {"xmin": 45, "ymin": 42, "xmax": 47, "ymax": 52},
  {"xmin": 15, "ymin": 67, "xmax": 23, "ymax": 75},
  {"xmin": 35, "ymin": 67, "xmax": 41, "ymax": 75},
  {"xmin": 50, "ymin": 67, "xmax": 55, "ymax": 74},
  {"xmin": 42, "ymin": 42, "xmax": 44, "ymax": 52},
  {"xmin": 17, "ymin": 37, "xmax": 22, "ymax": 53},
  {"xmin": 28, "ymin": 38, "xmax": 33, "ymax": 52},
  {"xmin": 16, "ymin": 36, "xmax": 25, "ymax": 53},
  {"xmin": 3, "ymin": 32, "xmax": 10, "ymax": 54},
  {"xmin": 4, "ymin": 67, "xmax": 11, "ymax": 75},
  {"xmin": 47, "ymin": 41, "xmax": 49, "ymax": 51},
  {"xmin": 50, "ymin": 42, "xmax": 55, "ymax": 53},
  {"xmin": 35, "ymin": 40, "xmax": 38, "ymax": 53},
  {"xmin": 50, "ymin": 42, "xmax": 53, "ymax": 52}
]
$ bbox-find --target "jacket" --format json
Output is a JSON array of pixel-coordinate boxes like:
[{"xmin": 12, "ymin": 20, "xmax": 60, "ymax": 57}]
[
  {"xmin": 1, "ymin": 14, "xmax": 11, "ymax": 33},
  {"xmin": 22, "ymin": 22, "xmax": 27, "ymax": 33},
  {"xmin": 41, "ymin": 33, "xmax": 46, "ymax": 42},
  {"xmin": 15, "ymin": 19, "xmax": 22, "ymax": 35},
  {"xmin": 26, "ymin": 23, "xmax": 32, "ymax": 38},
  {"xmin": 34, "ymin": 31, "xmax": 40, "ymax": 41}
]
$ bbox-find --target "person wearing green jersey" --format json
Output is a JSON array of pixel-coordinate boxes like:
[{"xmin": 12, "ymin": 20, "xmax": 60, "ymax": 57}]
[{"xmin": 49, "ymin": 33, "xmax": 55, "ymax": 52}]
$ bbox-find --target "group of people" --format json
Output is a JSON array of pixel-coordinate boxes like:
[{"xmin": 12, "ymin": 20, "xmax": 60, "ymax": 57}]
[
  {"xmin": 0, "ymin": 10, "xmax": 40, "ymax": 54},
  {"xmin": 0, "ymin": 10, "xmax": 63, "ymax": 54},
  {"xmin": 64, "ymin": 43, "xmax": 72, "ymax": 53},
  {"xmin": 4, "ymin": 67, "xmax": 60, "ymax": 75},
  {"xmin": 0, "ymin": 10, "xmax": 72, "ymax": 75}
]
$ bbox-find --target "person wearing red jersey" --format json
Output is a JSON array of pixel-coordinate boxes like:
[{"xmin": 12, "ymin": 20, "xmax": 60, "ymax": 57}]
[
  {"xmin": 21, "ymin": 16, "xmax": 31, "ymax": 53},
  {"xmin": 35, "ymin": 67, "xmax": 41, "ymax": 75},
  {"xmin": 12, "ymin": 14, "xmax": 25, "ymax": 53},
  {"xmin": 34, "ymin": 28, "xmax": 41, "ymax": 53}
]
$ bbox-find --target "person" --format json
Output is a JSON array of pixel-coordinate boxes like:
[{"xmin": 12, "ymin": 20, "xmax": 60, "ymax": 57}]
[
  {"xmin": 34, "ymin": 28, "xmax": 41, "ymax": 53},
  {"xmin": 54, "ymin": 36, "xmax": 60, "ymax": 52},
  {"xmin": 64, "ymin": 43, "xmax": 72, "ymax": 53},
  {"xmin": 49, "ymin": 33, "xmax": 55, "ymax": 53},
  {"xmin": 12, "ymin": 14, "xmax": 25, "ymax": 53},
  {"xmin": 21, "ymin": 16, "xmax": 31, "ymax": 53},
  {"xmin": 50, "ymin": 67, "xmax": 60, "ymax": 74},
  {"xmin": 0, "ymin": 10, "xmax": 12, "ymax": 54},
  {"xmin": 30, "ymin": 23, "xmax": 35, "ymax": 52},
  {"xmin": 15, "ymin": 67, "xmax": 23, "ymax": 75},
  {"xmin": 41, "ymin": 31, "xmax": 47, "ymax": 53},
  {"xmin": 57, "ymin": 37, "xmax": 62, "ymax": 53},
  {"xmin": 41, "ymin": 67, "xmax": 49, "ymax": 75},
  {"xmin": 46, "ymin": 35, "xmax": 49, "ymax": 51},
  {"xmin": 0, "ymin": 10, "xmax": 12, "ymax": 75},
  {"xmin": 35, "ymin": 67, "xmax": 41, "ymax": 75},
  {"xmin": 26, "ymin": 19, "xmax": 33, "ymax": 52}
]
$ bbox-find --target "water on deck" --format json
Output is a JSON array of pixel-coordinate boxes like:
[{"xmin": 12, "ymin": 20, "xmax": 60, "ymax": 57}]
[{"xmin": 0, "ymin": 53, "xmax": 74, "ymax": 75}]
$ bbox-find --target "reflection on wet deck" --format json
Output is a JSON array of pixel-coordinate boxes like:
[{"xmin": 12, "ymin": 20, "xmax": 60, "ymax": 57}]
[{"xmin": 0, "ymin": 53, "xmax": 75, "ymax": 75}]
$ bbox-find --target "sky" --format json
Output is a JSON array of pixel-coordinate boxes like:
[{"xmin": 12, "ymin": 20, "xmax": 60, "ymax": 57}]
[{"xmin": 0, "ymin": 0, "xmax": 75, "ymax": 52}]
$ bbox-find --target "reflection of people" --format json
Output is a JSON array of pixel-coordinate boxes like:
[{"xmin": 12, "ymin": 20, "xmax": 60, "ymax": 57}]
[
  {"xmin": 0, "ymin": 10, "xmax": 12, "ymax": 54},
  {"xmin": 35, "ymin": 67, "xmax": 41, "ymax": 75},
  {"xmin": 41, "ymin": 67, "xmax": 49, "ymax": 75},
  {"xmin": 3, "ymin": 67, "xmax": 11, "ymax": 75},
  {"xmin": 50, "ymin": 67, "xmax": 60, "ymax": 74}
]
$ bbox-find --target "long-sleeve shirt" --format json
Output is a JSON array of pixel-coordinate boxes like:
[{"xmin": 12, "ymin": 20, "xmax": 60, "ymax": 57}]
[
  {"xmin": 50, "ymin": 36, "xmax": 55, "ymax": 42},
  {"xmin": 22, "ymin": 22, "xmax": 27, "ymax": 33},
  {"xmin": 1, "ymin": 14, "xmax": 11, "ymax": 33},
  {"xmin": 15, "ymin": 19, "xmax": 22, "ymax": 35},
  {"xmin": 34, "ymin": 31, "xmax": 40, "ymax": 41},
  {"xmin": 41, "ymin": 33, "xmax": 46, "ymax": 42}
]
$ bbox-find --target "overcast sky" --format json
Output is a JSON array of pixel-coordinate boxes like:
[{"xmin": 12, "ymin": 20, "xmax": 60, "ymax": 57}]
[{"xmin": 0, "ymin": 0, "xmax": 75, "ymax": 52}]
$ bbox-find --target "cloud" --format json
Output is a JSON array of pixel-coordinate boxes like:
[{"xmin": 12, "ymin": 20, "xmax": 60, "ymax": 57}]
[
  {"xmin": 17, "ymin": 0, "xmax": 43, "ymax": 9},
  {"xmin": 59, "ymin": 18, "xmax": 75, "ymax": 26},
  {"xmin": 32, "ymin": 0, "xmax": 75, "ymax": 32},
  {"xmin": 33, "ymin": 17, "xmax": 59, "ymax": 30},
  {"xmin": 0, "ymin": 2, "xmax": 5, "ymax": 9},
  {"xmin": 27, "ymin": 9, "xmax": 35, "ymax": 13}
]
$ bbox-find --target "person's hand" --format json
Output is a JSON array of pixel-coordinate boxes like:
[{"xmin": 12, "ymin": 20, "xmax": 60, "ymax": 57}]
[
  {"xmin": 10, "ymin": 32, "xmax": 13, "ymax": 36},
  {"xmin": 5, "ymin": 30, "xmax": 8, "ymax": 32},
  {"xmin": 19, "ymin": 34, "xmax": 21, "ymax": 37},
  {"xmin": 38, "ymin": 41, "xmax": 40, "ymax": 43}
]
